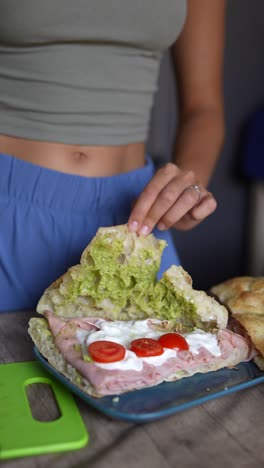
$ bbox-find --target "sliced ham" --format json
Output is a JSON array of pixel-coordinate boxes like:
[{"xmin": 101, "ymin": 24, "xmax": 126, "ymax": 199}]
[
  {"xmin": 44, "ymin": 310, "xmax": 101, "ymax": 334},
  {"xmin": 44, "ymin": 311, "xmax": 250, "ymax": 396}
]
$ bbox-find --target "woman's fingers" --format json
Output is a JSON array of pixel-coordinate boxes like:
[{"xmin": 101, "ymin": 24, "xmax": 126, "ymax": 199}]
[
  {"xmin": 144, "ymin": 180, "xmax": 201, "ymax": 232},
  {"xmin": 156, "ymin": 185, "xmax": 205, "ymax": 230},
  {"xmin": 128, "ymin": 162, "xmax": 217, "ymax": 235},
  {"xmin": 128, "ymin": 163, "xmax": 196, "ymax": 235},
  {"xmin": 170, "ymin": 192, "xmax": 217, "ymax": 231}
]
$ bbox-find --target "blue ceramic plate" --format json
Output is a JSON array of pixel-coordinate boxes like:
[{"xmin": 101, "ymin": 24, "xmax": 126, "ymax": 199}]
[{"xmin": 34, "ymin": 347, "xmax": 264, "ymax": 423}]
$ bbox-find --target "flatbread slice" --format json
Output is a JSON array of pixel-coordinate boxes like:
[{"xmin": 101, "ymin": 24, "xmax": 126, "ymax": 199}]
[
  {"xmin": 210, "ymin": 276, "xmax": 264, "ymax": 370},
  {"xmin": 36, "ymin": 224, "xmax": 166, "ymax": 319},
  {"xmin": 36, "ymin": 224, "xmax": 228, "ymax": 331}
]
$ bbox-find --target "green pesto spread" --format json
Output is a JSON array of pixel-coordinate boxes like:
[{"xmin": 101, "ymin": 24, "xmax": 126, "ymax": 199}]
[{"xmin": 55, "ymin": 230, "xmax": 201, "ymax": 331}]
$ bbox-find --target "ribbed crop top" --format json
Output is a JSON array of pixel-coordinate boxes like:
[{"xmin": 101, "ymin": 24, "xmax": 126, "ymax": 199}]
[{"xmin": 0, "ymin": 0, "xmax": 186, "ymax": 145}]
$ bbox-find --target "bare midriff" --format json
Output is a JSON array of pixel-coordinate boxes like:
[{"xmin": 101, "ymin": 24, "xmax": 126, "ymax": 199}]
[{"xmin": 0, "ymin": 134, "xmax": 146, "ymax": 176}]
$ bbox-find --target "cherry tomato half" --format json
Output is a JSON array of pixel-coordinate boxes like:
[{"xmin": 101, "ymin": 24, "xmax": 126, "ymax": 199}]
[
  {"xmin": 88, "ymin": 340, "xmax": 126, "ymax": 363},
  {"xmin": 158, "ymin": 333, "xmax": 189, "ymax": 351},
  {"xmin": 130, "ymin": 338, "xmax": 164, "ymax": 357}
]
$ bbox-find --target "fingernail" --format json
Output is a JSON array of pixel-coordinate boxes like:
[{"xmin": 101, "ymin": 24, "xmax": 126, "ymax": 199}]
[
  {"xmin": 128, "ymin": 221, "xmax": 138, "ymax": 232},
  {"xmin": 157, "ymin": 223, "xmax": 166, "ymax": 231},
  {"xmin": 139, "ymin": 225, "xmax": 149, "ymax": 236}
]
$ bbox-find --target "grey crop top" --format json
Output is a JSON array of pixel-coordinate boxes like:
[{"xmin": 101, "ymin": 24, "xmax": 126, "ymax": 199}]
[{"xmin": 0, "ymin": 0, "xmax": 186, "ymax": 145}]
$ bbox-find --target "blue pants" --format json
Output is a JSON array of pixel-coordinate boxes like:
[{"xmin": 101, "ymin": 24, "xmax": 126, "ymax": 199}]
[{"xmin": 0, "ymin": 153, "xmax": 180, "ymax": 311}]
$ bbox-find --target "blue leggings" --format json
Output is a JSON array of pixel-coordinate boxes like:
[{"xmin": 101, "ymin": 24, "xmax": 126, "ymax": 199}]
[{"xmin": 0, "ymin": 153, "xmax": 180, "ymax": 311}]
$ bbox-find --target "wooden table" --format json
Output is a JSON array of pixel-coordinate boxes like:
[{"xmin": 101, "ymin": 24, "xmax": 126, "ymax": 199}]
[{"xmin": 1, "ymin": 311, "xmax": 264, "ymax": 468}]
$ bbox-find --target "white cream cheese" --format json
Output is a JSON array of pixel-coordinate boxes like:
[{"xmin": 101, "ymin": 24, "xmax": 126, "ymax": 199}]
[
  {"xmin": 76, "ymin": 319, "xmax": 221, "ymax": 371},
  {"xmin": 184, "ymin": 329, "xmax": 221, "ymax": 356}
]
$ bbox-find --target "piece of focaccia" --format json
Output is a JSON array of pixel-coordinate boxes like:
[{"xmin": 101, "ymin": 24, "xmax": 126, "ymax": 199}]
[
  {"xmin": 36, "ymin": 224, "xmax": 167, "ymax": 319},
  {"xmin": 28, "ymin": 224, "xmax": 250, "ymax": 397},
  {"xmin": 210, "ymin": 276, "xmax": 264, "ymax": 370},
  {"xmin": 36, "ymin": 224, "xmax": 228, "ymax": 331}
]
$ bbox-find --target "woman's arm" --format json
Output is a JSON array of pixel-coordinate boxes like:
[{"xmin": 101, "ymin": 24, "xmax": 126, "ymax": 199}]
[
  {"xmin": 171, "ymin": 0, "xmax": 226, "ymax": 186},
  {"xmin": 128, "ymin": 0, "xmax": 226, "ymax": 234}
]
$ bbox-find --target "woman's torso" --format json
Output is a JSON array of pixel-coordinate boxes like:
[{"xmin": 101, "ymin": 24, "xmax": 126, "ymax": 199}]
[
  {"xmin": 0, "ymin": 134, "xmax": 145, "ymax": 176},
  {"xmin": 0, "ymin": 0, "xmax": 186, "ymax": 175}
]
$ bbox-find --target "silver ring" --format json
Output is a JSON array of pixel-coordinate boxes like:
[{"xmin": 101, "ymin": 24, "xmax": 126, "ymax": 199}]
[{"xmin": 185, "ymin": 184, "xmax": 201, "ymax": 204}]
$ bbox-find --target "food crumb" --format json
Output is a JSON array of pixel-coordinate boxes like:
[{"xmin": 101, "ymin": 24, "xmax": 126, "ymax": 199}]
[
  {"xmin": 205, "ymin": 388, "xmax": 211, "ymax": 392},
  {"xmin": 112, "ymin": 397, "xmax": 119, "ymax": 404}
]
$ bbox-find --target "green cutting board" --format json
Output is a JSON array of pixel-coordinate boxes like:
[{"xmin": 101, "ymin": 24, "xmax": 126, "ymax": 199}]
[{"xmin": 0, "ymin": 361, "xmax": 89, "ymax": 459}]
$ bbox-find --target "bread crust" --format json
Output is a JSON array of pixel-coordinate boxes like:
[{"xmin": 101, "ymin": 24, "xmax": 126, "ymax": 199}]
[
  {"xmin": 210, "ymin": 276, "xmax": 264, "ymax": 367},
  {"xmin": 164, "ymin": 266, "xmax": 228, "ymax": 329}
]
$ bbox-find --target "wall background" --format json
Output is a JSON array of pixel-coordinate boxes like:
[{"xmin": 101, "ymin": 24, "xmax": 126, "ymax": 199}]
[{"xmin": 147, "ymin": 0, "xmax": 264, "ymax": 290}]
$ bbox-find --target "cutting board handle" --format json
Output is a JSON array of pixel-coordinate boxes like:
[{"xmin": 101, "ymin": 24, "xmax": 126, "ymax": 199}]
[{"xmin": 0, "ymin": 361, "xmax": 88, "ymax": 459}]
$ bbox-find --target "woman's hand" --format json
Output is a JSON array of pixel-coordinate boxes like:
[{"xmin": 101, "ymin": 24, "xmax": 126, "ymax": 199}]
[{"xmin": 128, "ymin": 162, "xmax": 217, "ymax": 235}]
